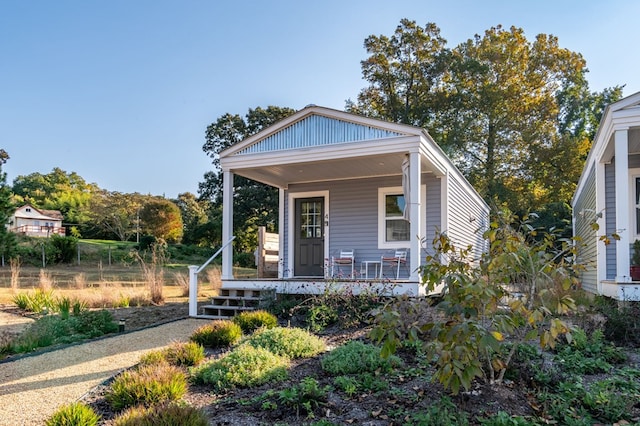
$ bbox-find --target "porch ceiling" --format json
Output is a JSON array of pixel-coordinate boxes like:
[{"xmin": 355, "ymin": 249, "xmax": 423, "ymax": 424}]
[{"xmin": 232, "ymin": 152, "xmax": 434, "ymax": 188}]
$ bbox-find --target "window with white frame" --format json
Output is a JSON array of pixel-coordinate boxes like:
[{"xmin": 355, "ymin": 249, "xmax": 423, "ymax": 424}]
[
  {"xmin": 634, "ymin": 174, "xmax": 640, "ymax": 236},
  {"xmin": 378, "ymin": 187, "xmax": 409, "ymax": 248}
]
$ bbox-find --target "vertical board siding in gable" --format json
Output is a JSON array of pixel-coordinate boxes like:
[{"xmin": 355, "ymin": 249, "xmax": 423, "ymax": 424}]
[
  {"xmin": 235, "ymin": 115, "xmax": 404, "ymax": 155},
  {"xmin": 605, "ymin": 163, "xmax": 617, "ymax": 280},
  {"xmin": 446, "ymin": 174, "xmax": 487, "ymax": 262},
  {"xmin": 574, "ymin": 164, "xmax": 598, "ymax": 293}
]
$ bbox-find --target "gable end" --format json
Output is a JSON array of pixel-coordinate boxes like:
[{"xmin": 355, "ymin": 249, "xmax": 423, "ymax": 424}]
[{"xmin": 234, "ymin": 114, "xmax": 407, "ymax": 156}]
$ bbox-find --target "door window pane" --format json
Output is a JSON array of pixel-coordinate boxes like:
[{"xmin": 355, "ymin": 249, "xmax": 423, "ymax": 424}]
[{"xmin": 300, "ymin": 201, "xmax": 322, "ymax": 239}]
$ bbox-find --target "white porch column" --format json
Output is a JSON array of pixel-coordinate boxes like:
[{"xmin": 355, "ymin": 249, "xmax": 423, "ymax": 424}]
[
  {"xmin": 221, "ymin": 170, "xmax": 234, "ymax": 280},
  {"xmin": 409, "ymin": 151, "xmax": 421, "ymax": 282},
  {"xmin": 614, "ymin": 128, "xmax": 631, "ymax": 282}
]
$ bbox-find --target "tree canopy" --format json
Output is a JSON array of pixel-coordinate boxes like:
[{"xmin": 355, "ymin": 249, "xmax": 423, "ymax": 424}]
[
  {"xmin": 348, "ymin": 20, "xmax": 623, "ymax": 213},
  {"xmin": 199, "ymin": 106, "xmax": 296, "ymax": 251}
]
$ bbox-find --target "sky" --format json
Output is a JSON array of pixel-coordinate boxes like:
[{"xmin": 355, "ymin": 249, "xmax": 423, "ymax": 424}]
[{"xmin": 2, "ymin": 0, "xmax": 639, "ymax": 199}]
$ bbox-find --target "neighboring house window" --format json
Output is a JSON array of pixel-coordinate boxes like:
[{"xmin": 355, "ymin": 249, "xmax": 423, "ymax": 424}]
[
  {"xmin": 631, "ymin": 176, "xmax": 640, "ymax": 236},
  {"xmin": 378, "ymin": 187, "xmax": 409, "ymax": 248}
]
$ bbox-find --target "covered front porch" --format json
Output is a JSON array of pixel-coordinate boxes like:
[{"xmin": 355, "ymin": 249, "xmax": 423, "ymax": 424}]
[{"xmin": 215, "ymin": 106, "xmax": 488, "ymax": 301}]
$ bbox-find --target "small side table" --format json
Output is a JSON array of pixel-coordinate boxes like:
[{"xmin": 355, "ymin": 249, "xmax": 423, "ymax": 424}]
[{"xmin": 360, "ymin": 260, "xmax": 381, "ymax": 280}]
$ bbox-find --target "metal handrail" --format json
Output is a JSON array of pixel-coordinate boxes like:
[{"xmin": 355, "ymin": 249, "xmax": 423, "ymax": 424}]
[
  {"xmin": 189, "ymin": 236, "xmax": 235, "ymax": 317},
  {"xmin": 197, "ymin": 236, "xmax": 236, "ymax": 273}
]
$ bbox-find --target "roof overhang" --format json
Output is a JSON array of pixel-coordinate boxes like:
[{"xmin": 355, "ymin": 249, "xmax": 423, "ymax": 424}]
[{"xmin": 220, "ymin": 106, "xmax": 450, "ymax": 188}]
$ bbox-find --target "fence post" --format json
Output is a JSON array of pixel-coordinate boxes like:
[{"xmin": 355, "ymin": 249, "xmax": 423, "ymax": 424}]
[{"xmin": 188, "ymin": 265, "xmax": 199, "ymax": 317}]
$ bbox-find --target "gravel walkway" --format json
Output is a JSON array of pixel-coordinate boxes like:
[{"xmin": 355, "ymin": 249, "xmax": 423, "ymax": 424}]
[{"xmin": 0, "ymin": 318, "xmax": 205, "ymax": 426}]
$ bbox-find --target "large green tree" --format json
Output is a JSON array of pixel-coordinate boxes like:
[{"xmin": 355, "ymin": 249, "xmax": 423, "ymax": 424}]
[
  {"xmin": 350, "ymin": 21, "xmax": 622, "ymax": 212},
  {"xmin": 12, "ymin": 167, "xmax": 98, "ymax": 231},
  {"xmin": 173, "ymin": 192, "xmax": 209, "ymax": 245},
  {"xmin": 199, "ymin": 106, "xmax": 296, "ymax": 251},
  {"xmin": 139, "ymin": 196, "xmax": 183, "ymax": 244},
  {"xmin": 0, "ymin": 149, "xmax": 17, "ymax": 261},
  {"xmin": 89, "ymin": 191, "xmax": 145, "ymax": 241}
]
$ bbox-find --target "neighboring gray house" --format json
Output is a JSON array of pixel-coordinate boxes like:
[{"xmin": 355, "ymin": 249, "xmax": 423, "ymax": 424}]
[
  {"xmin": 573, "ymin": 91, "xmax": 640, "ymax": 301},
  {"xmin": 217, "ymin": 105, "xmax": 489, "ymax": 296}
]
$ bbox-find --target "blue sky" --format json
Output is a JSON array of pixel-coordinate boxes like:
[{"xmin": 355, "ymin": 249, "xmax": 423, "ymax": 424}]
[{"xmin": 2, "ymin": 0, "xmax": 639, "ymax": 199}]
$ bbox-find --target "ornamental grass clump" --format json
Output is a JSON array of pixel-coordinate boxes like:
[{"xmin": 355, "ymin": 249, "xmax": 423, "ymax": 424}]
[
  {"xmin": 106, "ymin": 363, "xmax": 188, "ymax": 410},
  {"xmin": 140, "ymin": 341, "xmax": 205, "ymax": 367},
  {"xmin": 321, "ymin": 340, "xmax": 402, "ymax": 375},
  {"xmin": 233, "ymin": 310, "xmax": 278, "ymax": 333},
  {"xmin": 189, "ymin": 320, "xmax": 242, "ymax": 348},
  {"xmin": 242, "ymin": 326, "xmax": 326, "ymax": 359},
  {"xmin": 45, "ymin": 402, "xmax": 101, "ymax": 426},
  {"xmin": 191, "ymin": 344, "xmax": 289, "ymax": 390},
  {"xmin": 113, "ymin": 402, "xmax": 209, "ymax": 426}
]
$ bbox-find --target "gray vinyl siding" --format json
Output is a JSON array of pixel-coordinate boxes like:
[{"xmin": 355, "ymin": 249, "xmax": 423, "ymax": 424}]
[
  {"xmin": 605, "ymin": 162, "xmax": 617, "ymax": 279},
  {"xmin": 284, "ymin": 174, "xmax": 442, "ymax": 278},
  {"xmin": 574, "ymin": 164, "xmax": 598, "ymax": 293},
  {"xmin": 446, "ymin": 173, "xmax": 489, "ymax": 262},
  {"xmin": 424, "ymin": 174, "xmax": 441, "ymax": 258}
]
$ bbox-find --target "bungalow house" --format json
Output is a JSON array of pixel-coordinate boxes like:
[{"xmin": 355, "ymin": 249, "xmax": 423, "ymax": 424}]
[
  {"xmin": 9, "ymin": 204, "xmax": 65, "ymax": 237},
  {"xmin": 572, "ymin": 91, "xmax": 640, "ymax": 301},
  {"xmin": 214, "ymin": 105, "xmax": 489, "ymax": 297}
]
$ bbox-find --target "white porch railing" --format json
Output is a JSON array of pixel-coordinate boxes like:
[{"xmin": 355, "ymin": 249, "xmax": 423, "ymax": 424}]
[{"xmin": 188, "ymin": 236, "xmax": 235, "ymax": 317}]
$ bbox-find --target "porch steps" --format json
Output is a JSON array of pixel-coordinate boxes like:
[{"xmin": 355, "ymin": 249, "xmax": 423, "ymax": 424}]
[{"xmin": 200, "ymin": 287, "xmax": 276, "ymax": 319}]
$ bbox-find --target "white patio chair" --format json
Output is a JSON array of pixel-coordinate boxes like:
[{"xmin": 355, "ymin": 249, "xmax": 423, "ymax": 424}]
[
  {"xmin": 331, "ymin": 249, "xmax": 355, "ymax": 278},
  {"xmin": 380, "ymin": 249, "xmax": 408, "ymax": 279}
]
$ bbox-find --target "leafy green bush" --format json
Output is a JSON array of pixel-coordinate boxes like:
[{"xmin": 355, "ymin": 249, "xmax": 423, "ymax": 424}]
[
  {"xmin": 554, "ymin": 329, "xmax": 626, "ymax": 374},
  {"xmin": 140, "ymin": 341, "xmax": 205, "ymax": 367},
  {"xmin": 242, "ymin": 326, "xmax": 326, "ymax": 359},
  {"xmin": 49, "ymin": 235, "xmax": 78, "ymax": 264},
  {"xmin": 404, "ymin": 396, "xmax": 469, "ymax": 425},
  {"xmin": 189, "ymin": 320, "xmax": 242, "ymax": 348},
  {"xmin": 45, "ymin": 402, "xmax": 101, "ymax": 426},
  {"xmin": 333, "ymin": 372, "xmax": 388, "ymax": 397},
  {"xmin": 371, "ymin": 216, "xmax": 580, "ymax": 395},
  {"xmin": 191, "ymin": 345, "xmax": 289, "ymax": 390},
  {"xmin": 233, "ymin": 310, "xmax": 278, "ymax": 333},
  {"xmin": 106, "ymin": 363, "xmax": 187, "ymax": 410},
  {"xmin": 113, "ymin": 402, "xmax": 208, "ymax": 426},
  {"xmin": 321, "ymin": 340, "xmax": 402, "ymax": 375},
  {"xmin": 277, "ymin": 376, "xmax": 331, "ymax": 418},
  {"xmin": 593, "ymin": 297, "xmax": 640, "ymax": 347}
]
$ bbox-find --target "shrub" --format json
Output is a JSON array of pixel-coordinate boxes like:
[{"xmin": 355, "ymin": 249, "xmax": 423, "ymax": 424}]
[
  {"xmin": 277, "ymin": 376, "xmax": 331, "ymax": 418},
  {"xmin": 191, "ymin": 345, "xmax": 289, "ymax": 390},
  {"xmin": 45, "ymin": 402, "xmax": 100, "ymax": 426},
  {"xmin": 242, "ymin": 326, "xmax": 326, "ymax": 359},
  {"xmin": 106, "ymin": 363, "xmax": 188, "ymax": 410},
  {"xmin": 12, "ymin": 289, "xmax": 55, "ymax": 314},
  {"xmin": 233, "ymin": 310, "xmax": 278, "ymax": 333},
  {"xmin": 321, "ymin": 340, "xmax": 402, "ymax": 375},
  {"xmin": 371, "ymin": 216, "xmax": 580, "ymax": 395},
  {"xmin": 8, "ymin": 309, "xmax": 118, "ymax": 354},
  {"xmin": 140, "ymin": 341, "xmax": 205, "ymax": 367},
  {"xmin": 189, "ymin": 320, "xmax": 242, "ymax": 348},
  {"xmin": 113, "ymin": 402, "xmax": 208, "ymax": 426}
]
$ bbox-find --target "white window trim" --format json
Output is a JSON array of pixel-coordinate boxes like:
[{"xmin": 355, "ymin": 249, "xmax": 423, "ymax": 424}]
[
  {"xmin": 378, "ymin": 185, "xmax": 426, "ymax": 249},
  {"xmin": 629, "ymin": 168, "xmax": 640, "ymax": 240}
]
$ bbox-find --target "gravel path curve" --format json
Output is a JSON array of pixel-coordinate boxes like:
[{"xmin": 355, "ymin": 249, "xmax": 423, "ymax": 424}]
[{"xmin": 0, "ymin": 318, "xmax": 205, "ymax": 426}]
